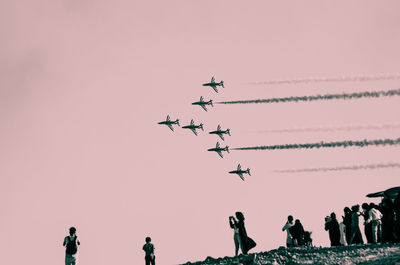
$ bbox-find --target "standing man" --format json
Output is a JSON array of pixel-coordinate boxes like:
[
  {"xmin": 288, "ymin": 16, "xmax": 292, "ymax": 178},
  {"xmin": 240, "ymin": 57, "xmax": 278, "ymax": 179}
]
[
  {"xmin": 143, "ymin": 237, "xmax": 155, "ymax": 265},
  {"xmin": 63, "ymin": 227, "xmax": 80, "ymax": 265},
  {"xmin": 282, "ymin": 215, "xmax": 294, "ymax": 247}
]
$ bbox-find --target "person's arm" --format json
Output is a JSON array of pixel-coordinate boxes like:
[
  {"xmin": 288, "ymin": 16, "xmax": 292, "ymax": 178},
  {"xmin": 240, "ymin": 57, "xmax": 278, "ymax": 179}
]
[
  {"xmin": 63, "ymin": 237, "xmax": 67, "ymax": 246},
  {"xmin": 282, "ymin": 223, "xmax": 288, "ymax": 231},
  {"xmin": 229, "ymin": 217, "xmax": 234, "ymax": 228}
]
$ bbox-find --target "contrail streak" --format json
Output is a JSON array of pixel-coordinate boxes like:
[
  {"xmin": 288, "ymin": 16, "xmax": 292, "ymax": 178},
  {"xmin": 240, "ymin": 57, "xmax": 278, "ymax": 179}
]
[
  {"xmin": 232, "ymin": 137, "xmax": 400, "ymax": 151},
  {"xmin": 260, "ymin": 123, "xmax": 400, "ymax": 134},
  {"xmin": 274, "ymin": 162, "xmax": 400, "ymax": 173},
  {"xmin": 249, "ymin": 73, "xmax": 400, "ymax": 85},
  {"xmin": 217, "ymin": 89, "xmax": 400, "ymax": 105}
]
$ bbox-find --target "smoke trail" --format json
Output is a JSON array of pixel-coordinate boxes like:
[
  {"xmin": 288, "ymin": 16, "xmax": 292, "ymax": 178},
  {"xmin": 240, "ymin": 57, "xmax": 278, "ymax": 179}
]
[
  {"xmin": 274, "ymin": 162, "xmax": 400, "ymax": 173},
  {"xmin": 260, "ymin": 123, "xmax": 400, "ymax": 134},
  {"xmin": 217, "ymin": 89, "xmax": 400, "ymax": 105},
  {"xmin": 232, "ymin": 137, "xmax": 400, "ymax": 151},
  {"xmin": 249, "ymin": 73, "xmax": 400, "ymax": 85}
]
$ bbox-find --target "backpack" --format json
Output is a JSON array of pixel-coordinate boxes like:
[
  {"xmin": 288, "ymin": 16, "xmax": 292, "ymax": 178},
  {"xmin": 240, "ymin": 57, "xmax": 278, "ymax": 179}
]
[{"xmin": 66, "ymin": 236, "xmax": 78, "ymax": 255}]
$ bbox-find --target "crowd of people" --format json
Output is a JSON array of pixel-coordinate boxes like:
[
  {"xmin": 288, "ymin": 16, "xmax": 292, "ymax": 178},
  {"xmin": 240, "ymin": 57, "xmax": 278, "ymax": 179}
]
[
  {"xmin": 324, "ymin": 192, "xmax": 400, "ymax": 246},
  {"xmin": 62, "ymin": 192, "xmax": 400, "ymax": 264}
]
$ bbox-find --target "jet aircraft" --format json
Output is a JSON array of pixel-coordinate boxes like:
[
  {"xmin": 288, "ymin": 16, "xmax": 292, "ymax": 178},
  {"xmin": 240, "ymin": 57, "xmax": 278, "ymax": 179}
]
[
  {"xmin": 209, "ymin": 125, "xmax": 230, "ymax": 141},
  {"xmin": 158, "ymin": 115, "xmax": 180, "ymax": 131},
  {"xmin": 229, "ymin": 164, "xmax": 251, "ymax": 181},
  {"xmin": 207, "ymin": 142, "xmax": 229, "ymax": 158},
  {"xmin": 192, "ymin": 96, "xmax": 213, "ymax": 111},
  {"xmin": 202, "ymin": 76, "xmax": 224, "ymax": 93},
  {"xmin": 182, "ymin": 119, "xmax": 204, "ymax": 136}
]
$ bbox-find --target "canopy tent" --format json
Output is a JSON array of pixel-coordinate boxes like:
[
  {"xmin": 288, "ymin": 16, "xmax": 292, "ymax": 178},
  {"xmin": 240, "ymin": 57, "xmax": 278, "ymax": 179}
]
[{"xmin": 366, "ymin": 186, "xmax": 400, "ymax": 199}]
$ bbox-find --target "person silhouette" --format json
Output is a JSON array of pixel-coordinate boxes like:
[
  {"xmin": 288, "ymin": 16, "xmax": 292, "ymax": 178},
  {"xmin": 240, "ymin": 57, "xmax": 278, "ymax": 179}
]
[
  {"xmin": 229, "ymin": 215, "xmax": 242, "ymax": 256},
  {"xmin": 142, "ymin": 237, "xmax": 155, "ymax": 265},
  {"xmin": 282, "ymin": 215, "xmax": 294, "ymax": 247},
  {"xmin": 63, "ymin": 227, "xmax": 80, "ymax": 265}
]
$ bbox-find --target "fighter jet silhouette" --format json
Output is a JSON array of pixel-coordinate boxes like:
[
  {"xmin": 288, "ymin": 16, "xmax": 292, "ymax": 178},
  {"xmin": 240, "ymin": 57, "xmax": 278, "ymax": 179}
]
[
  {"xmin": 192, "ymin": 96, "xmax": 213, "ymax": 112},
  {"xmin": 207, "ymin": 142, "xmax": 229, "ymax": 158},
  {"xmin": 202, "ymin": 76, "xmax": 224, "ymax": 93},
  {"xmin": 182, "ymin": 119, "xmax": 204, "ymax": 136},
  {"xmin": 209, "ymin": 125, "xmax": 230, "ymax": 141},
  {"xmin": 229, "ymin": 164, "xmax": 251, "ymax": 181},
  {"xmin": 158, "ymin": 115, "xmax": 180, "ymax": 131}
]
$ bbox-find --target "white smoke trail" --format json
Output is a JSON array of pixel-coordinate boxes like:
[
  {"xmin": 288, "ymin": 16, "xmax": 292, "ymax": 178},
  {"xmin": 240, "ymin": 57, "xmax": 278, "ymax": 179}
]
[
  {"xmin": 259, "ymin": 123, "xmax": 400, "ymax": 134},
  {"xmin": 249, "ymin": 73, "xmax": 400, "ymax": 85},
  {"xmin": 274, "ymin": 162, "xmax": 400, "ymax": 173}
]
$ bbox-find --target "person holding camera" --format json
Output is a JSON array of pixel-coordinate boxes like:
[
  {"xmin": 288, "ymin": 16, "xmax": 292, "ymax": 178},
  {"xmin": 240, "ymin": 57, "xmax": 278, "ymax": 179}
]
[
  {"xmin": 229, "ymin": 215, "xmax": 242, "ymax": 256},
  {"xmin": 324, "ymin": 213, "xmax": 341, "ymax": 246}
]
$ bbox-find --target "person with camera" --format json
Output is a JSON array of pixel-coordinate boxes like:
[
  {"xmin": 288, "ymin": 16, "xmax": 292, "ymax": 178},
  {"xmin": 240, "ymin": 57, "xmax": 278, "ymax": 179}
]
[
  {"xmin": 324, "ymin": 213, "xmax": 341, "ymax": 246},
  {"xmin": 229, "ymin": 215, "xmax": 242, "ymax": 256}
]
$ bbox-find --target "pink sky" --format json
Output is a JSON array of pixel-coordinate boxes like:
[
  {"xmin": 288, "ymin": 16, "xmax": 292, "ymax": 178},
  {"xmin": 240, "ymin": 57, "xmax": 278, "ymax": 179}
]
[{"xmin": 1, "ymin": 1, "xmax": 400, "ymax": 264}]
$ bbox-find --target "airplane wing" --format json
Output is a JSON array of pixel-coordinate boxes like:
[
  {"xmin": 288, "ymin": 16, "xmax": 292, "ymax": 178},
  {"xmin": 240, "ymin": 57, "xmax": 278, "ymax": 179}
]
[
  {"xmin": 166, "ymin": 115, "xmax": 170, "ymax": 121},
  {"xmin": 217, "ymin": 151, "xmax": 224, "ymax": 158},
  {"xmin": 217, "ymin": 125, "xmax": 221, "ymax": 130},
  {"xmin": 190, "ymin": 119, "xmax": 194, "ymax": 125},
  {"xmin": 200, "ymin": 105, "xmax": 208, "ymax": 111},
  {"xmin": 211, "ymin": 85, "xmax": 218, "ymax": 93},
  {"xmin": 237, "ymin": 173, "xmax": 245, "ymax": 181},
  {"xmin": 191, "ymin": 128, "xmax": 198, "ymax": 136},
  {"xmin": 216, "ymin": 142, "xmax": 220, "ymax": 148},
  {"xmin": 237, "ymin": 164, "xmax": 242, "ymax": 171},
  {"xmin": 167, "ymin": 124, "xmax": 174, "ymax": 131},
  {"xmin": 211, "ymin": 76, "xmax": 215, "ymax": 83},
  {"xmin": 200, "ymin": 96, "xmax": 203, "ymax": 101},
  {"xmin": 218, "ymin": 134, "xmax": 224, "ymax": 141}
]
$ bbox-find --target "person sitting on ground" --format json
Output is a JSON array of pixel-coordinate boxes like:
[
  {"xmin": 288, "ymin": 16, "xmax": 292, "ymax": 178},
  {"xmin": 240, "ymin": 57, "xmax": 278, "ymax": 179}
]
[
  {"xmin": 142, "ymin": 237, "xmax": 155, "ymax": 265},
  {"xmin": 325, "ymin": 212, "xmax": 341, "ymax": 246},
  {"xmin": 282, "ymin": 215, "xmax": 294, "ymax": 248}
]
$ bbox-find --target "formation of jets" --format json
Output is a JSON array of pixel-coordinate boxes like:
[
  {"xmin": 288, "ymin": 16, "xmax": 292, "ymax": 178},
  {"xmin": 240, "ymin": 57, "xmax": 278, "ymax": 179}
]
[
  {"xmin": 192, "ymin": 96, "xmax": 213, "ymax": 112},
  {"xmin": 209, "ymin": 125, "xmax": 230, "ymax": 141},
  {"xmin": 202, "ymin": 76, "xmax": 224, "ymax": 93},
  {"xmin": 229, "ymin": 164, "xmax": 251, "ymax": 181},
  {"xmin": 182, "ymin": 119, "xmax": 204, "ymax": 136},
  {"xmin": 158, "ymin": 76, "xmax": 251, "ymax": 181},
  {"xmin": 207, "ymin": 142, "xmax": 229, "ymax": 158}
]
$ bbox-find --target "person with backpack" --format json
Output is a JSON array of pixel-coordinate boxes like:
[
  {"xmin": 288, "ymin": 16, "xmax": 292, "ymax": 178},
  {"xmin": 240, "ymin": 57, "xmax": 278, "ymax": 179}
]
[
  {"xmin": 142, "ymin": 237, "xmax": 155, "ymax": 265},
  {"xmin": 63, "ymin": 227, "xmax": 80, "ymax": 265}
]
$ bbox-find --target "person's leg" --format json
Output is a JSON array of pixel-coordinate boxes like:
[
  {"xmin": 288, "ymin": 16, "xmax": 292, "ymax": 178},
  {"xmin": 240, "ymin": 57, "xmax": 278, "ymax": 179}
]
[
  {"xmin": 145, "ymin": 256, "xmax": 151, "ymax": 265},
  {"xmin": 234, "ymin": 234, "xmax": 240, "ymax": 256},
  {"xmin": 151, "ymin": 256, "xmax": 155, "ymax": 265}
]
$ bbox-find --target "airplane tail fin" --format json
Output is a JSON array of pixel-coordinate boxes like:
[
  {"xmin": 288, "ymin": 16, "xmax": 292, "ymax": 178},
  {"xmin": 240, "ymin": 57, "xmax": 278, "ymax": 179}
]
[
  {"xmin": 210, "ymin": 100, "xmax": 213, "ymax": 107},
  {"xmin": 226, "ymin": 146, "xmax": 230, "ymax": 153},
  {"xmin": 200, "ymin": 124, "xmax": 204, "ymax": 131},
  {"xmin": 227, "ymin": 128, "xmax": 231, "ymax": 136},
  {"xmin": 176, "ymin": 119, "xmax": 180, "ymax": 126},
  {"xmin": 247, "ymin": 168, "xmax": 251, "ymax": 176},
  {"xmin": 221, "ymin": 81, "xmax": 224, "ymax": 88}
]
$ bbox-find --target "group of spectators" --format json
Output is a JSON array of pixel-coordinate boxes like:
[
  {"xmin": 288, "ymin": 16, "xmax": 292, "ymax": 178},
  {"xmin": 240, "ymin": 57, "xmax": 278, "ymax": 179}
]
[
  {"xmin": 324, "ymin": 191, "xmax": 400, "ymax": 246},
  {"xmin": 282, "ymin": 215, "xmax": 313, "ymax": 247}
]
